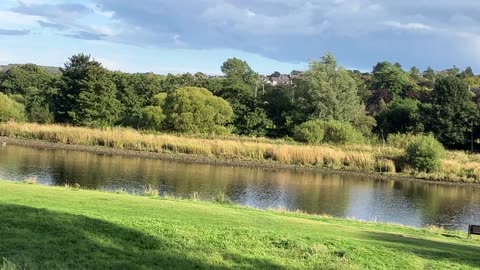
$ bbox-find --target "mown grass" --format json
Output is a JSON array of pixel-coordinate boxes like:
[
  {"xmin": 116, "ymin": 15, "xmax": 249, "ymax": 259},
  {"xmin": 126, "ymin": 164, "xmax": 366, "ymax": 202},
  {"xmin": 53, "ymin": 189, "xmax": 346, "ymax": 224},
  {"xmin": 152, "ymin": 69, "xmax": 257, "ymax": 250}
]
[
  {"xmin": 1, "ymin": 122, "xmax": 480, "ymax": 183},
  {"xmin": 0, "ymin": 180, "xmax": 479, "ymax": 269}
]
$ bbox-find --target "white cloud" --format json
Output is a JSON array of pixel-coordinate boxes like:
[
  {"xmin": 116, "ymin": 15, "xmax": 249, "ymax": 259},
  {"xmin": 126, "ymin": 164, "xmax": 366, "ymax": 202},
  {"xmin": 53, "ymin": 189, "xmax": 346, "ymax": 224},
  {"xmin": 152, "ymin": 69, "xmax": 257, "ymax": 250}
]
[
  {"xmin": 0, "ymin": 10, "xmax": 42, "ymax": 27},
  {"xmin": 384, "ymin": 21, "xmax": 433, "ymax": 31}
]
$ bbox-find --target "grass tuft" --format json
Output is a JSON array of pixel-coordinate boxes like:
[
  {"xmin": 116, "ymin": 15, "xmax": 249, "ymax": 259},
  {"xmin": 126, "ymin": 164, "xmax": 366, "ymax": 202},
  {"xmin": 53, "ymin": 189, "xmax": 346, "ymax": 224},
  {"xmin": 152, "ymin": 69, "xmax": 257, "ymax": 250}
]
[
  {"xmin": 23, "ymin": 176, "xmax": 37, "ymax": 185},
  {"xmin": 143, "ymin": 184, "xmax": 159, "ymax": 197}
]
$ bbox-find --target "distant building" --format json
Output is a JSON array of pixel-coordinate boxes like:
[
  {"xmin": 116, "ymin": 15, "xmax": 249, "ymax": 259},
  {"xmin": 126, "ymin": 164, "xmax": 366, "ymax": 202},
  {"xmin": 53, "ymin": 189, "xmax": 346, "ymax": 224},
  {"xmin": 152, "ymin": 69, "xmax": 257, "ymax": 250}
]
[{"xmin": 269, "ymin": 74, "xmax": 292, "ymax": 86}]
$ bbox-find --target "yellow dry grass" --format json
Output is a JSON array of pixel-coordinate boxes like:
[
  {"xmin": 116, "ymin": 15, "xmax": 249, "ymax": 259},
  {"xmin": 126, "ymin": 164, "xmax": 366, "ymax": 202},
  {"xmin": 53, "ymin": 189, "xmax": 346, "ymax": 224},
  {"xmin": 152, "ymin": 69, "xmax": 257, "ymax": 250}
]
[{"xmin": 1, "ymin": 122, "xmax": 480, "ymax": 182}]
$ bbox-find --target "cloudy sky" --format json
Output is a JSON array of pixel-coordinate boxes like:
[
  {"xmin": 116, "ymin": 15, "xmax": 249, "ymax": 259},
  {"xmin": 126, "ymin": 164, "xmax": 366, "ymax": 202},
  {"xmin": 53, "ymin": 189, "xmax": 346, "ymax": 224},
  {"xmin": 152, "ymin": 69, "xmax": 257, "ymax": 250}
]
[{"xmin": 1, "ymin": 0, "xmax": 480, "ymax": 74}]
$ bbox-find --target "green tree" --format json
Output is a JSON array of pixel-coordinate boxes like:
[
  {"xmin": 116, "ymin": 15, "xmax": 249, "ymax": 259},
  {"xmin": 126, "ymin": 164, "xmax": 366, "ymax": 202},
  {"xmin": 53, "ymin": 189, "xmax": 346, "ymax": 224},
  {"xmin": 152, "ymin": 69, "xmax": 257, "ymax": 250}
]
[
  {"xmin": 111, "ymin": 72, "xmax": 163, "ymax": 128},
  {"xmin": 0, "ymin": 64, "xmax": 57, "ymax": 123},
  {"xmin": 163, "ymin": 87, "xmax": 233, "ymax": 134},
  {"xmin": 56, "ymin": 54, "xmax": 122, "ymax": 127},
  {"xmin": 162, "ymin": 73, "xmax": 196, "ymax": 93},
  {"xmin": 0, "ymin": 64, "xmax": 54, "ymax": 95},
  {"xmin": 371, "ymin": 61, "xmax": 410, "ymax": 98},
  {"xmin": 219, "ymin": 58, "xmax": 272, "ymax": 136},
  {"xmin": 423, "ymin": 76, "xmax": 479, "ymax": 148},
  {"xmin": 376, "ymin": 99, "xmax": 422, "ymax": 138},
  {"xmin": 409, "ymin": 67, "xmax": 421, "ymax": 81},
  {"xmin": 423, "ymin": 67, "xmax": 436, "ymax": 81},
  {"xmin": 462, "ymin": 66, "xmax": 474, "ymax": 78},
  {"xmin": 298, "ymin": 53, "xmax": 363, "ymax": 123},
  {"xmin": 262, "ymin": 84, "xmax": 296, "ymax": 137},
  {"xmin": 140, "ymin": 93, "xmax": 167, "ymax": 131},
  {"xmin": 24, "ymin": 86, "xmax": 55, "ymax": 123},
  {"xmin": 0, "ymin": 93, "xmax": 26, "ymax": 122}
]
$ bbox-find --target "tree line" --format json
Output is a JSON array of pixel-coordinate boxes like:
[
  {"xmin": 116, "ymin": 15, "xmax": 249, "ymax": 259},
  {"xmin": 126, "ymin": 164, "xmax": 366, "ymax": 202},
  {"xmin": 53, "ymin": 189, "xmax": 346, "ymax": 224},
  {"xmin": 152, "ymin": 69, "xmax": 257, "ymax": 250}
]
[{"xmin": 0, "ymin": 53, "xmax": 479, "ymax": 151}]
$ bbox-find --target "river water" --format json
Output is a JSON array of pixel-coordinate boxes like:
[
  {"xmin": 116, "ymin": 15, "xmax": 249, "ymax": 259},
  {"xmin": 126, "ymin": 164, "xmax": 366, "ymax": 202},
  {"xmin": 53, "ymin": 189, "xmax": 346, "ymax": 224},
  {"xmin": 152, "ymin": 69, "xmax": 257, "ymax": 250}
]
[{"xmin": 1, "ymin": 144, "xmax": 479, "ymax": 230}]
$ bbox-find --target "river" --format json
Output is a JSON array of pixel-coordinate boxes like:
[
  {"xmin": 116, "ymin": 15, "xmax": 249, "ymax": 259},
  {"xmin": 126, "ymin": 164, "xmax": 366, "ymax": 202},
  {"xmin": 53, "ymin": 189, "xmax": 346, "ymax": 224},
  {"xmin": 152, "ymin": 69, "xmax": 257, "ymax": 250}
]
[{"xmin": 1, "ymin": 144, "xmax": 479, "ymax": 230}]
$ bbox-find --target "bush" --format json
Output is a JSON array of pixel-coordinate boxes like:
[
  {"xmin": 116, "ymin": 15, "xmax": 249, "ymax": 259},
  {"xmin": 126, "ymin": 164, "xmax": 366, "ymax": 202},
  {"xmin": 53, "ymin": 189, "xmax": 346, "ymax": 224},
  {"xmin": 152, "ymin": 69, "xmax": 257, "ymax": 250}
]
[
  {"xmin": 322, "ymin": 120, "xmax": 364, "ymax": 144},
  {"xmin": 293, "ymin": 120, "xmax": 324, "ymax": 144},
  {"xmin": 163, "ymin": 87, "xmax": 234, "ymax": 135},
  {"xmin": 293, "ymin": 120, "xmax": 364, "ymax": 145},
  {"xmin": 0, "ymin": 93, "xmax": 26, "ymax": 122},
  {"xmin": 405, "ymin": 135, "xmax": 445, "ymax": 172}
]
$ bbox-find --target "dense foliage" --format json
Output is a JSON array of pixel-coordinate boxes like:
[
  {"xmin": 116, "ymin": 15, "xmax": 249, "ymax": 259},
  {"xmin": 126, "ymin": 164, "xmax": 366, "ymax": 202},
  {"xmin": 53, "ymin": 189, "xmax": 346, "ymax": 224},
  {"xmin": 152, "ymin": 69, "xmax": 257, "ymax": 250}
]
[
  {"xmin": 293, "ymin": 120, "xmax": 364, "ymax": 145},
  {"xmin": 406, "ymin": 135, "xmax": 445, "ymax": 172},
  {"xmin": 163, "ymin": 87, "xmax": 233, "ymax": 134},
  {"xmin": 293, "ymin": 120, "xmax": 325, "ymax": 144},
  {"xmin": 0, "ymin": 93, "xmax": 26, "ymax": 122},
  {"xmin": 1, "ymin": 52, "xmax": 480, "ymax": 152}
]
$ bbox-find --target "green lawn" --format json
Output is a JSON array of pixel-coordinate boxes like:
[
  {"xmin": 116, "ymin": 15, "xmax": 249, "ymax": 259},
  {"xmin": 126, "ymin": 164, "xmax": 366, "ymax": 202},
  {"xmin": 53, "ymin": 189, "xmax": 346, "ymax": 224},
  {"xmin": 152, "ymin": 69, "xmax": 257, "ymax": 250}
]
[{"xmin": 0, "ymin": 181, "xmax": 479, "ymax": 269}]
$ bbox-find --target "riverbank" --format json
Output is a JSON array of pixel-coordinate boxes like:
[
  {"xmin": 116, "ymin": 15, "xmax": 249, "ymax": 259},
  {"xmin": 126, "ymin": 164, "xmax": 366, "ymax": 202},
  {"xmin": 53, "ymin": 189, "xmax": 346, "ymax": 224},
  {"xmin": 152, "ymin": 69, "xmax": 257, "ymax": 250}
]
[
  {"xmin": 1, "ymin": 181, "xmax": 479, "ymax": 269},
  {"xmin": 1, "ymin": 122, "xmax": 480, "ymax": 184}
]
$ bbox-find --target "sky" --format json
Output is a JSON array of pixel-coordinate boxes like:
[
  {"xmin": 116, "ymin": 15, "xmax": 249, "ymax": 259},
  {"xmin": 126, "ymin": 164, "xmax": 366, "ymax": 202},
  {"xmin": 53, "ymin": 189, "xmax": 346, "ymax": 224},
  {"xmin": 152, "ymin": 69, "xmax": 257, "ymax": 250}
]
[{"xmin": 1, "ymin": 0, "xmax": 480, "ymax": 75}]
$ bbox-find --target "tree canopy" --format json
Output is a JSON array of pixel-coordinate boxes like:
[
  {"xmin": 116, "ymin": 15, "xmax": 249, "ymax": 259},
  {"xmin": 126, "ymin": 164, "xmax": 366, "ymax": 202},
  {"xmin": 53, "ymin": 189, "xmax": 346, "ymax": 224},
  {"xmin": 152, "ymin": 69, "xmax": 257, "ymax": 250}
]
[
  {"xmin": 163, "ymin": 87, "xmax": 233, "ymax": 134},
  {"xmin": 2, "ymin": 52, "xmax": 480, "ymax": 150}
]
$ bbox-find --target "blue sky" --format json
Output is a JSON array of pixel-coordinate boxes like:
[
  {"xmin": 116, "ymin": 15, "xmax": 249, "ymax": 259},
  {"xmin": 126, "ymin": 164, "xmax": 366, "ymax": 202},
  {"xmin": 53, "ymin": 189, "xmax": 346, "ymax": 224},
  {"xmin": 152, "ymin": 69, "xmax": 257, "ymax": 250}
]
[{"xmin": 1, "ymin": 0, "xmax": 480, "ymax": 75}]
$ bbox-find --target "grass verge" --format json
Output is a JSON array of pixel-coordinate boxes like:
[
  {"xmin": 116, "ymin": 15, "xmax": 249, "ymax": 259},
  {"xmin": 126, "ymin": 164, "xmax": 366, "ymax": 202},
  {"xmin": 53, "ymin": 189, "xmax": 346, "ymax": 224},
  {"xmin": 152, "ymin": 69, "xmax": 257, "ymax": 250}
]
[
  {"xmin": 0, "ymin": 180, "xmax": 479, "ymax": 269},
  {"xmin": 1, "ymin": 122, "xmax": 480, "ymax": 183}
]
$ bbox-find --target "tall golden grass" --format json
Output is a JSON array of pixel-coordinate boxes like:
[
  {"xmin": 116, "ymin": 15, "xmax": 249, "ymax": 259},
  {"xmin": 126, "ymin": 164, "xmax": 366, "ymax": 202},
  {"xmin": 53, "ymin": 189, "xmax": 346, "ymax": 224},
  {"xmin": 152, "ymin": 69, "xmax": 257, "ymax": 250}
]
[{"xmin": 1, "ymin": 122, "xmax": 480, "ymax": 182}]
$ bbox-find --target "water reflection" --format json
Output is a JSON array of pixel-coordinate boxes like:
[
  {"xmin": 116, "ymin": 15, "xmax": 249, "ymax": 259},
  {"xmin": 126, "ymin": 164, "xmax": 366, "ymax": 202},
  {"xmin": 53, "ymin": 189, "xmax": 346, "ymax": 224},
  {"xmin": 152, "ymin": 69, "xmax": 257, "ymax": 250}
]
[{"xmin": 1, "ymin": 145, "xmax": 480, "ymax": 229}]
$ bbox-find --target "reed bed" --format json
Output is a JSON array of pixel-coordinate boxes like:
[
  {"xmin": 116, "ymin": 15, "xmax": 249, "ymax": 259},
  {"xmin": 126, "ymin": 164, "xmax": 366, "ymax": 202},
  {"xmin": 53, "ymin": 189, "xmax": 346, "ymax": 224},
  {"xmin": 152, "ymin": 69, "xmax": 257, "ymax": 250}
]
[{"xmin": 1, "ymin": 122, "xmax": 480, "ymax": 182}]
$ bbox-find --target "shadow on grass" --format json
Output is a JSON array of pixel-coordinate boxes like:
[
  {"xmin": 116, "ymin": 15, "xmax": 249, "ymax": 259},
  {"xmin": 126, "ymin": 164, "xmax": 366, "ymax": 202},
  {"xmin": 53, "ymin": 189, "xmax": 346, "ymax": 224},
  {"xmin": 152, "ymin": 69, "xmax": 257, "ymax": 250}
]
[
  {"xmin": 364, "ymin": 231, "xmax": 480, "ymax": 268},
  {"xmin": 0, "ymin": 204, "xmax": 285, "ymax": 270}
]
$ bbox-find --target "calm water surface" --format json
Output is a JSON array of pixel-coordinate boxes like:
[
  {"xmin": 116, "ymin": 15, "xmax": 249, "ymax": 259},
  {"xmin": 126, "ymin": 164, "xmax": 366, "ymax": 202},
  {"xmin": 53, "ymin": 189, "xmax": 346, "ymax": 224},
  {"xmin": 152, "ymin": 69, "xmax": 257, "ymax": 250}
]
[{"xmin": 1, "ymin": 144, "xmax": 480, "ymax": 230}]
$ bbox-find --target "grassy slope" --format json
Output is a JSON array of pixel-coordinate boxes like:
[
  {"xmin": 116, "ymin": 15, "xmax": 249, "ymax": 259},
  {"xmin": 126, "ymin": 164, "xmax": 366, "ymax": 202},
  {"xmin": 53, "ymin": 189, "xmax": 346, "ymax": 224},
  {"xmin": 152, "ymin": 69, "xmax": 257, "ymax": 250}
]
[{"xmin": 0, "ymin": 181, "xmax": 479, "ymax": 269}]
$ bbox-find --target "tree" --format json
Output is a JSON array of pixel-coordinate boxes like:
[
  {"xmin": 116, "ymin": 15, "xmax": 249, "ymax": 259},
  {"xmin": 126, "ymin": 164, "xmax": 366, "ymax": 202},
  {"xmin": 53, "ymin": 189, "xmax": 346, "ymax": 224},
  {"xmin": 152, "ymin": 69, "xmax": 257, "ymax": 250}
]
[
  {"xmin": 162, "ymin": 73, "xmax": 196, "ymax": 93},
  {"xmin": 409, "ymin": 66, "xmax": 421, "ymax": 81},
  {"xmin": 0, "ymin": 64, "xmax": 57, "ymax": 123},
  {"xmin": 371, "ymin": 61, "xmax": 410, "ymax": 98},
  {"xmin": 298, "ymin": 53, "xmax": 362, "ymax": 122},
  {"xmin": 423, "ymin": 67, "xmax": 436, "ymax": 81},
  {"xmin": 24, "ymin": 86, "xmax": 55, "ymax": 123},
  {"xmin": 376, "ymin": 99, "xmax": 421, "ymax": 139},
  {"xmin": 111, "ymin": 72, "xmax": 163, "ymax": 128},
  {"xmin": 0, "ymin": 93, "xmax": 26, "ymax": 122},
  {"xmin": 262, "ymin": 84, "xmax": 296, "ymax": 137},
  {"xmin": 56, "ymin": 54, "xmax": 121, "ymax": 127},
  {"xmin": 140, "ymin": 93, "xmax": 167, "ymax": 131},
  {"xmin": 0, "ymin": 64, "xmax": 54, "ymax": 95},
  {"xmin": 163, "ymin": 87, "xmax": 233, "ymax": 134},
  {"xmin": 423, "ymin": 76, "xmax": 479, "ymax": 148},
  {"xmin": 219, "ymin": 58, "xmax": 272, "ymax": 136},
  {"xmin": 462, "ymin": 66, "xmax": 474, "ymax": 78}
]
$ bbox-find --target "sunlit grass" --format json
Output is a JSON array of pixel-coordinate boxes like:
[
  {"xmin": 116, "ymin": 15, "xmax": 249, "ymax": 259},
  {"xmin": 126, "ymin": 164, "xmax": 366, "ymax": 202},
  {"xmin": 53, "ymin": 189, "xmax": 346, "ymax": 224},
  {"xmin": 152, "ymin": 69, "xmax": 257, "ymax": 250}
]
[{"xmin": 0, "ymin": 181, "xmax": 479, "ymax": 269}]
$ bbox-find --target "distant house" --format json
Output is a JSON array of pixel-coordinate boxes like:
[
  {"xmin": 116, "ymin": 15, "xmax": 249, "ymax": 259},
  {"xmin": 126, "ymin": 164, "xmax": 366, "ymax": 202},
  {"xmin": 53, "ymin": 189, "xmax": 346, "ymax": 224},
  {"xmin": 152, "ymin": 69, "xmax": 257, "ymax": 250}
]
[{"xmin": 265, "ymin": 73, "xmax": 292, "ymax": 86}]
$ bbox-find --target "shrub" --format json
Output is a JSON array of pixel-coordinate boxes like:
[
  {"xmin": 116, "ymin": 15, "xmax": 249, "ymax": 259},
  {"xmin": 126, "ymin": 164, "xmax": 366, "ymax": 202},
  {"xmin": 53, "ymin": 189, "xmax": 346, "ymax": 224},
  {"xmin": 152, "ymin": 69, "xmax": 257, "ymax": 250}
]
[
  {"xmin": 0, "ymin": 93, "xmax": 26, "ymax": 122},
  {"xmin": 293, "ymin": 120, "xmax": 364, "ymax": 145},
  {"xmin": 322, "ymin": 120, "xmax": 364, "ymax": 144},
  {"xmin": 293, "ymin": 120, "xmax": 324, "ymax": 144},
  {"xmin": 405, "ymin": 135, "xmax": 445, "ymax": 172}
]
